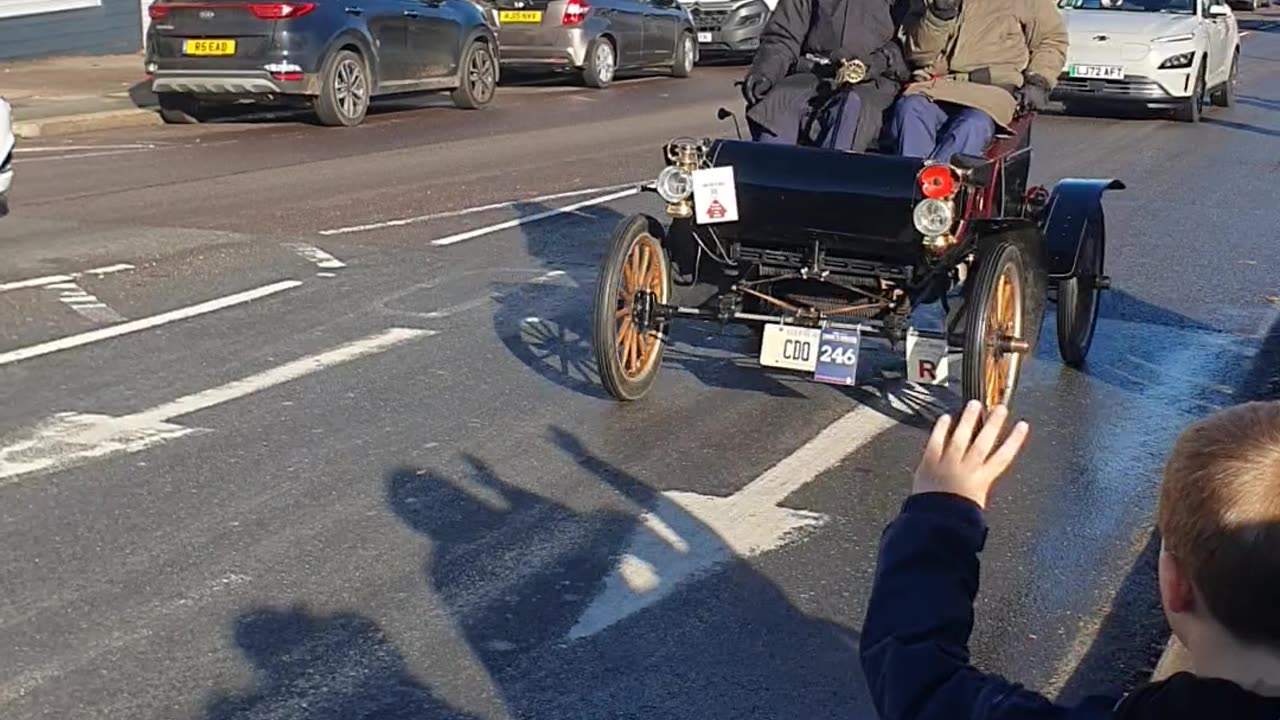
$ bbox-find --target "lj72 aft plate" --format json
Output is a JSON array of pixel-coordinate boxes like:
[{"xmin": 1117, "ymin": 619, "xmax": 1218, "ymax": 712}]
[{"xmin": 1068, "ymin": 64, "xmax": 1124, "ymax": 80}]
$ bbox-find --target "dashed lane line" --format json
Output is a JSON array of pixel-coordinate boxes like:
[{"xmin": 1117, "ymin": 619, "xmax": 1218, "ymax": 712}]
[
  {"xmin": 0, "ymin": 263, "xmax": 135, "ymax": 294},
  {"xmin": 430, "ymin": 187, "xmax": 640, "ymax": 246}
]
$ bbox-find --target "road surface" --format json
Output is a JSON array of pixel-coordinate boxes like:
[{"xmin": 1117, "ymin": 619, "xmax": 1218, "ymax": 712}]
[{"xmin": 2, "ymin": 19, "xmax": 1280, "ymax": 719}]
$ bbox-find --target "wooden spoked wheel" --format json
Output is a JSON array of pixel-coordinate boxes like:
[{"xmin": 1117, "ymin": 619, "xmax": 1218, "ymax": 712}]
[
  {"xmin": 962, "ymin": 241, "xmax": 1027, "ymax": 408},
  {"xmin": 593, "ymin": 215, "xmax": 672, "ymax": 401}
]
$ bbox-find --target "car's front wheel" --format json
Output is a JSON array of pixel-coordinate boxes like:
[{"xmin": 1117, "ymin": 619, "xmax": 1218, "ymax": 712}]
[
  {"xmin": 1174, "ymin": 63, "xmax": 1206, "ymax": 123},
  {"xmin": 671, "ymin": 32, "xmax": 695, "ymax": 78},
  {"xmin": 315, "ymin": 49, "xmax": 370, "ymax": 127},
  {"xmin": 1211, "ymin": 51, "xmax": 1238, "ymax": 107},
  {"xmin": 451, "ymin": 40, "xmax": 498, "ymax": 109}
]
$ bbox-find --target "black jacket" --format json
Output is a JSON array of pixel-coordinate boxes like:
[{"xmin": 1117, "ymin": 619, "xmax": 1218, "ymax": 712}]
[
  {"xmin": 859, "ymin": 492, "xmax": 1280, "ymax": 720},
  {"xmin": 747, "ymin": 0, "xmax": 909, "ymax": 87}
]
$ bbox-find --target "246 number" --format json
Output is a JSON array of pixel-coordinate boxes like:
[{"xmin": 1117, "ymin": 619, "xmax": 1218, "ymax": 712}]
[{"xmin": 818, "ymin": 344, "xmax": 857, "ymax": 366}]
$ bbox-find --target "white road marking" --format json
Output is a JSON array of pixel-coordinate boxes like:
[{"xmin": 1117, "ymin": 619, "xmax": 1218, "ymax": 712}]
[
  {"xmin": 432, "ymin": 188, "xmax": 639, "ymax": 247},
  {"xmin": 568, "ymin": 403, "xmax": 900, "ymax": 640},
  {"xmin": 0, "ymin": 327, "xmax": 432, "ymax": 484},
  {"xmin": 318, "ymin": 182, "xmax": 639, "ymax": 236},
  {"xmin": 16, "ymin": 143, "xmax": 160, "ymax": 153},
  {"xmin": 45, "ymin": 282, "xmax": 127, "ymax": 324},
  {"xmin": 0, "ymin": 263, "xmax": 135, "ymax": 293},
  {"xmin": 284, "ymin": 242, "xmax": 347, "ymax": 269},
  {"xmin": 0, "ymin": 280, "xmax": 301, "ymax": 367}
]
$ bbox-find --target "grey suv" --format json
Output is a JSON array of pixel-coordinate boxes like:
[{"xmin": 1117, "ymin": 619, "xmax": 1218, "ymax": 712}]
[{"xmin": 682, "ymin": 0, "xmax": 771, "ymax": 59}]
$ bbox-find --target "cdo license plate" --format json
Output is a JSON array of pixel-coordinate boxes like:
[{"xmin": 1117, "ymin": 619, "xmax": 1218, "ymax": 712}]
[
  {"xmin": 499, "ymin": 9, "xmax": 542, "ymax": 22},
  {"xmin": 758, "ymin": 324, "xmax": 862, "ymax": 385},
  {"xmin": 1069, "ymin": 64, "xmax": 1123, "ymax": 79},
  {"xmin": 183, "ymin": 38, "xmax": 236, "ymax": 56},
  {"xmin": 697, "ymin": 31, "xmax": 712, "ymax": 42}
]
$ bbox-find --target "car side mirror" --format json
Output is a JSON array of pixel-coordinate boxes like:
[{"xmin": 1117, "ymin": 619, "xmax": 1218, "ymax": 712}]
[{"xmin": 1207, "ymin": 3, "xmax": 1228, "ymax": 17}]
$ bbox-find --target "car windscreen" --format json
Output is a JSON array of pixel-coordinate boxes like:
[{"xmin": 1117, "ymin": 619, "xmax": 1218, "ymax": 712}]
[{"xmin": 1057, "ymin": 0, "xmax": 1194, "ymax": 13}]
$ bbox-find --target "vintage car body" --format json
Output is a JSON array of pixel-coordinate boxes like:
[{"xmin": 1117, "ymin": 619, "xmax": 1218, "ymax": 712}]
[{"xmin": 590, "ymin": 108, "xmax": 1123, "ymax": 406}]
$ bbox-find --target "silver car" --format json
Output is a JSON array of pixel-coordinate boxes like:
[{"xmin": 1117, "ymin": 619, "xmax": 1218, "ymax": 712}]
[{"xmin": 493, "ymin": 0, "xmax": 698, "ymax": 87}]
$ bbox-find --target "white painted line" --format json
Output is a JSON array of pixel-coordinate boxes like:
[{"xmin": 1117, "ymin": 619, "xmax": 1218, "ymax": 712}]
[
  {"xmin": 568, "ymin": 403, "xmax": 901, "ymax": 639},
  {"xmin": 0, "ymin": 280, "xmax": 301, "ymax": 367},
  {"xmin": 0, "ymin": 263, "xmax": 135, "ymax": 294},
  {"xmin": 432, "ymin": 188, "xmax": 639, "ymax": 247},
  {"xmin": 318, "ymin": 182, "xmax": 640, "ymax": 236},
  {"xmin": 16, "ymin": 143, "xmax": 159, "ymax": 153},
  {"xmin": 284, "ymin": 243, "xmax": 347, "ymax": 269},
  {"xmin": 0, "ymin": 327, "xmax": 433, "ymax": 484},
  {"xmin": 47, "ymin": 282, "xmax": 127, "ymax": 324}
]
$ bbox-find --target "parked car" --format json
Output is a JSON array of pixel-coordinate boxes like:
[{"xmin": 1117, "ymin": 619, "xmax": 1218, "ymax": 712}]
[
  {"xmin": 681, "ymin": 0, "xmax": 773, "ymax": 61},
  {"xmin": 144, "ymin": 0, "xmax": 500, "ymax": 126},
  {"xmin": 0, "ymin": 98, "xmax": 12, "ymax": 217},
  {"xmin": 1053, "ymin": 0, "xmax": 1240, "ymax": 122},
  {"xmin": 491, "ymin": 0, "xmax": 696, "ymax": 87},
  {"xmin": 1227, "ymin": 0, "xmax": 1269, "ymax": 11}
]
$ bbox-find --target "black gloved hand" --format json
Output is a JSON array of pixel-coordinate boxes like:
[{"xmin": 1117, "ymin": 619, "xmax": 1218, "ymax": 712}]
[
  {"xmin": 928, "ymin": 0, "xmax": 961, "ymax": 20},
  {"xmin": 829, "ymin": 49, "xmax": 855, "ymax": 65},
  {"xmin": 741, "ymin": 71, "xmax": 773, "ymax": 105},
  {"xmin": 1016, "ymin": 73, "xmax": 1050, "ymax": 111}
]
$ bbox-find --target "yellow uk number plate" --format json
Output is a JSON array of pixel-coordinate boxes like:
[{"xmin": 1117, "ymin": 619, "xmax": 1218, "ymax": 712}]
[
  {"xmin": 498, "ymin": 9, "xmax": 542, "ymax": 22},
  {"xmin": 183, "ymin": 39, "xmax": 237, "ymax": 56}
]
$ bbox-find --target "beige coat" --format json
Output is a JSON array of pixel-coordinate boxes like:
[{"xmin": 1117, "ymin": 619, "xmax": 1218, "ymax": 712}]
[{"xmin": 900, "ymin": 0, "xmax": 1068, "ymax": 128}]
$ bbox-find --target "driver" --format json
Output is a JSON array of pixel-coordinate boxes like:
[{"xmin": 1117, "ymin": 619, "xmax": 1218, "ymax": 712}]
[
  {"xmin": 888, "ymin": 0, "xmax": 1068, "ymax": 162},
  {"xmin": 740, "ymin": 0, "xmax": 910, "ymax": 152}
]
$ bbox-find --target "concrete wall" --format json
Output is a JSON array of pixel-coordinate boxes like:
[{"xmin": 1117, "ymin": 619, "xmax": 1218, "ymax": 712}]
[{"xmin": 0, "ymin": 0, "xmax": 142, "ymax": 61}]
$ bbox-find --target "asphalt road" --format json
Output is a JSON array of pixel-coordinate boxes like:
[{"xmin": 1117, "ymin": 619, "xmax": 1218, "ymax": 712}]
[{"xmin": 3, "ymin": 17, "xmax": 1280, "ymax": 719}]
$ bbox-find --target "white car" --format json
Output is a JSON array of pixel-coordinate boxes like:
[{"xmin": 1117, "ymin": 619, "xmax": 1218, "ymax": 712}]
[
  {"xmin": 1053, "ymin": 0, "xmax": 1240, "ymax": 122},
  {"xmin": 0, "ymin": 98, "xmax": 12, "ymax": 216}
]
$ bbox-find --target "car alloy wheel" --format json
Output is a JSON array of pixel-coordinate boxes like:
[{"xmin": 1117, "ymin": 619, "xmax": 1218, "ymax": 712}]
[
  {"xmin": 681, "ymin": 36, "xmax": 694, "ymax": 73},
  {"xmin": 334, "ymin": 57, "xmax": 368, "ymax": 123},
  {"xmin": 595, "ymin": 42, "xmax": 616, "ymax": 85},
  {"xmin": 467, "ymin": 44, "xmax": 496, "ymax": 105}
]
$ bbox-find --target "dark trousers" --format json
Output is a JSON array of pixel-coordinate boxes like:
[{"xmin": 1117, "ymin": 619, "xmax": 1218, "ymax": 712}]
[
  {"xmin": 753, "ymin": 91, "xmax": 863, "ymax": 151},
  {"xmin": 890, "ymin": 94, "xmax": 995, "ymax": 163},
  {"xmin": 745, "ymin": 73, "xmax": 890, "ymax": 152}
]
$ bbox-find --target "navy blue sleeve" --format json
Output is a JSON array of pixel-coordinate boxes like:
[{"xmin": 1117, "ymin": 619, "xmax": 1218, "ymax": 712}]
[{"xmin": 859, "ymin": 493, "xmax": 1117, "ymax": 720}]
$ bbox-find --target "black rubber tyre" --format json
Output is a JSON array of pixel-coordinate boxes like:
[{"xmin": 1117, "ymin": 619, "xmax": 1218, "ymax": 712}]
[
  {"xmin": 1211, "ymin": 52, "xmax": 1238, "ymax": 107},
  {"xmin": 671, "ymin": 32, "xmax": 695, "ymax": 78},
  {"xmin": 314, "ymin": 48, "xmax": 370, "ymax": 127},
  {"xmin": 582, "ymin": 36, "xmax": 617, "ymax": 88},
  {"xmin": 593, "ymin": 214, "xmax": 672, "ymax": 401},
  {"xmin": 451, "ymin": 40, "xmax": 498, "ymax": 109},
  {"xmin": 1174, "ymin": 64, "xmax": 1206, "ymax": 123},
  {"xmin": 1056, "ymin": 210, "xmax": 1105, "ymax": 368},
  {"xmin": 157, "ymin": 93, "xmax": 204, "ymax": 124},
  {"xmin": 961, "ymin": 240, "xmax": 1028, "ymax": 408}
]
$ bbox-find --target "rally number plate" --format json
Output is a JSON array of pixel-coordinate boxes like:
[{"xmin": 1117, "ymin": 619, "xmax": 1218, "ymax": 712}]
[
  {"xmin": 813, "ymin": 328, "xmax": 861, "ymax": 386},
  {"xmin": 691, "ymin": 166, "xmax": 739, "ymax": 224}
]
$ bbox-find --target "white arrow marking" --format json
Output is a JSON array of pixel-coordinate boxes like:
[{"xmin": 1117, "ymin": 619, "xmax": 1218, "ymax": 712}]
[
  {"xmin": 568, "ymin": 403, "xmax": 900, "ymax": 640},
  {"xmin": 0, "ymin": 327, "xmax": 432, "ymax": 485}
]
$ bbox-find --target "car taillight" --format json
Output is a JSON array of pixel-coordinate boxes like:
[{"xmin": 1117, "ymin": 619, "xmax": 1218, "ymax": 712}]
[
  {"xmin": 918, "ymin": 164, "xmax": 957, "ymax": 200},
  {"xmin": 248, "ymin": 2, "xmax": 315, "ymax": 18},
  {"xmin": 562, "ymin": 0, "xmax": 589, "ymax": 25},
  {"xmin": 147, "ymin": 2, "xmax": 170, "ymax": 18}
]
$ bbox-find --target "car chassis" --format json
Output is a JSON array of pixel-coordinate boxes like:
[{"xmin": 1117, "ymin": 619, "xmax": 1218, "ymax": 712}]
[{"xmin": 591, "ymin": 108, "xmax": 1123, "ymax": 407}]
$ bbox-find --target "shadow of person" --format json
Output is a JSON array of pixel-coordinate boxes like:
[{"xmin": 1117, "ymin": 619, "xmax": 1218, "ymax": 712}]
[
  {"xmin": 205, "ymin": 605, "xmax": 480, "ymax": 720},
  {"xmin": 386, "ymin": 427, "xmax": 873, "ymax": 718}
]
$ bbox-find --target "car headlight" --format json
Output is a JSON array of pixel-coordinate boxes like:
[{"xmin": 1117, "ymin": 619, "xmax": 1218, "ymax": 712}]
[
  {"xmin": 655, "ymin": 165, "xmax": 692, "ymax": 203},
  {"xmin": 1159, "ymin": 51, "xmax": 1195, "ymax": 69},
  {"xmin": 736, "ymin": 11, "xmax": 764, "ymax": 26},
  {"xmin": 913, "ymin": 198, "xmax": 954, "ymax": 237},
  {"xmin": 1153, "ymin": 33, "xmax": 1195, "ymax": 43}
]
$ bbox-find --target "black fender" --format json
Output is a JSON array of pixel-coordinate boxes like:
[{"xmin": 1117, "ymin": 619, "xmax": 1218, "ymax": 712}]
[
  {"xmin": 457, "ymin": 26, "xmax": 500, "ymax": 83},
  {"xmin": 312, "ymin": 29, "xmax": 380, "ymax": 94},
  {"xmin": 1042, "ymin": 178, "xmax": 1124, "ymax": 279},
  {"xmin": 946, "ymin": 218, "xmax": 1048, "ymax": 352}
]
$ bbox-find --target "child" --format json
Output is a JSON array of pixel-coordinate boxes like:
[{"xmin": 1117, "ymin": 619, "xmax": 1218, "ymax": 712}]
[{"xmin": 860, "ymin": 400, "xmax": 1280, "ymax": 719}]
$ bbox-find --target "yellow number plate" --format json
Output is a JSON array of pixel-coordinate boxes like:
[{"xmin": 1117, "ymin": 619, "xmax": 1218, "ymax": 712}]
[
  {"xmin": 183, "ymin": 39, "xmax": 237, "ymax": 56},
  {"xmin": 499, "ymin": 9, "xmax": 542, "ymax": 22}
]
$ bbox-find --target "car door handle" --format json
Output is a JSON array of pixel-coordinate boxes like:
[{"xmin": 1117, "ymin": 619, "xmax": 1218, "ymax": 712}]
[{"xmin": 344, "ymin": 5, "xmax": 363, "ymax": 13}]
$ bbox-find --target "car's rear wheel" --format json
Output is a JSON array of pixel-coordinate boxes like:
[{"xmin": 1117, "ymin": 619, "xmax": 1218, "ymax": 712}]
[
  {"xmin": 157, "ymin": 93, "xmax": 205, "ymax": 124},
  {"xmin": 451, "ymin": 40, "xmax": 498, "ymax": 109},
  {"xmin": 1211, "ymin": 51, "xmax": 1238, "ymax": 107},
  {"xmin": 1174, "ymin": 63, "xmax": 1205, "ymax": 123},
  {"xmin": 582, "ymin": 37, "xmax": 616, "ymax": 88},
  {"xmin": 315, "ymin": 49, "xmax": 369, "ymax": 127},
  {"xmin": 1056, "ymin": 210, "xmax": 1106, "ymax": 368},
  {"xmin": 593, "ymin": 214, "xmax": 671, "ymax": 401},
  {"xmin": 962, "ymin": 240, "xmax": 1029, "ymax": 408},
  {"xmin": 671, "ymin": 32, "xmax": 695, "ymax": 78}
]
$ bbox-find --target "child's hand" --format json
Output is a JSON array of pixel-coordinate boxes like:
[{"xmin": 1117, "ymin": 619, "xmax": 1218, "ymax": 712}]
[{"xmin": 913, "ymin": 400, "xmax": 1030, "ymax": 509}]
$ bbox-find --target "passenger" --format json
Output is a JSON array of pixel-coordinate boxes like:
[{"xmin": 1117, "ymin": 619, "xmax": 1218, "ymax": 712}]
[
  {"xmin": 889, "ymin": 0, "xmax": 1068, "ymax": 163},
  {"xmin": 740, "ymin": 0, "xmax": 910, "ymax": 152},
  {"xmin": 860, "ymin": 399, "xmax": 1280, "ymax": 720}
]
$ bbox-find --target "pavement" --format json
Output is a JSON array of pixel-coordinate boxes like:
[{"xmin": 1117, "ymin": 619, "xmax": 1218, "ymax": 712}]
[{"xmin": 1, "ymin": 21, "xmax": 1278, "ymax": 720}]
